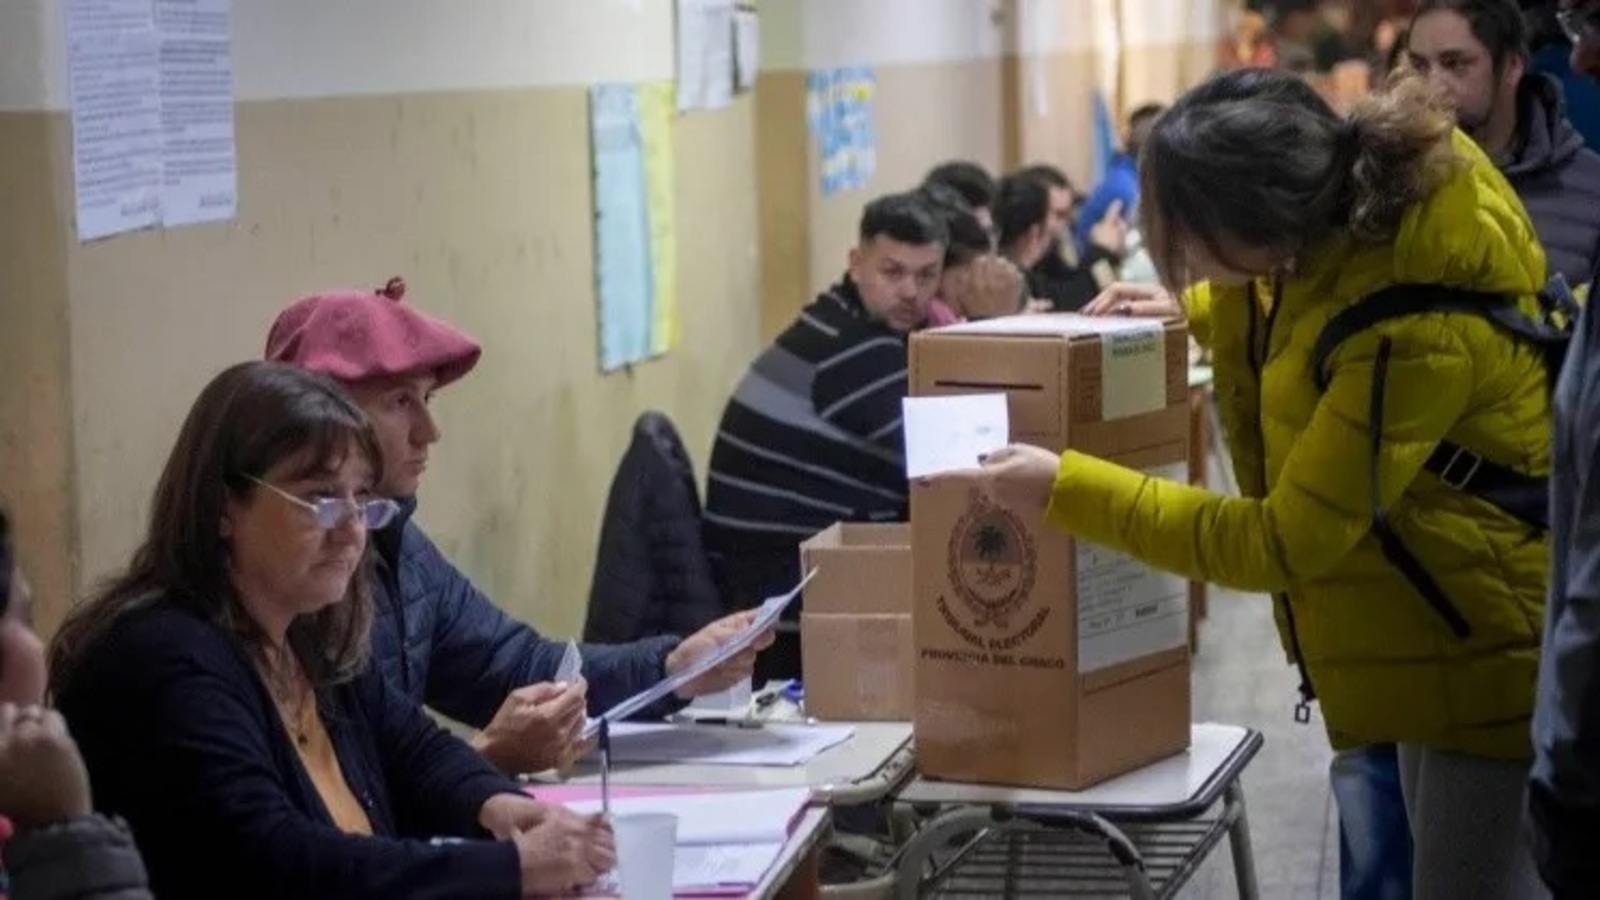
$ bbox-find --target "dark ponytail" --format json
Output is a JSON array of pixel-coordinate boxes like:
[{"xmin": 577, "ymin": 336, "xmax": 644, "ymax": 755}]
[
  {"xmin": 1342, "ymin": 71, "xmax": 1461, "ymax": 242},
  {"xmin": 1138, "ymin": 67, "xmax": 1460, "ymax": 290}
]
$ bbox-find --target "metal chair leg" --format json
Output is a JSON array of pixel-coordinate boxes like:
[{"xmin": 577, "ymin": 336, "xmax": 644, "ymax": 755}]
[{"xmin": 1225, "ymin": 781, "xmax": 1261, "ymax": 900}]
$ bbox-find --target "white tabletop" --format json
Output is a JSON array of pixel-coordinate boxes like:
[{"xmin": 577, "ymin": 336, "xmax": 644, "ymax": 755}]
[
  {"xmin": 898, "ymin": 722, "xmax": 1255, "ymax": 811},
  {"xmin": 563, "ymin": 721, "xmax": 915, "ymax": 805},
  {"xmin": 743, "ymin": 806, "xmax": 829, "ymax": 900}
]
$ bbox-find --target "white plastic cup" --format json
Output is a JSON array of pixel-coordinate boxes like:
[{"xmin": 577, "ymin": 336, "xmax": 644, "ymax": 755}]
[{"xmin": 611, "ymin": 812, "xmax": 677, "ymax": 900}]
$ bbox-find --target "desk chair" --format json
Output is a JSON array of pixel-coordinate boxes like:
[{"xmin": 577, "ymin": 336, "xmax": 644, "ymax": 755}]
[{"xmin": 583, "ymin": 411, "xmax": 725, "ymax": 644}]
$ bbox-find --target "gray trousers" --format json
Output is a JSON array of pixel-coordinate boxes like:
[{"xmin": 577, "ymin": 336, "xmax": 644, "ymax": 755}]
[{"xmin": 1396, "ymin": 744, "xmax": 1548, "ymax": 899}]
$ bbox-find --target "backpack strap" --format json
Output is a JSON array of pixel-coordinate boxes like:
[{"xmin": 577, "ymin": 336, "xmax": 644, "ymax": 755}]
[
  {"xmin": 1366, "ymin": 337, "xmax": 1472, "ymax": 638},
  {"xmin": 1312, "ymin": 283, "xmax": 1552, "ymax": 532}
]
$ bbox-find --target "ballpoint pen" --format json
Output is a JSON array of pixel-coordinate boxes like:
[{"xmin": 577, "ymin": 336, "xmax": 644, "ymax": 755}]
[{"xmin": 599, "ymin": 716, "xmax": 612, "ymax": 818}]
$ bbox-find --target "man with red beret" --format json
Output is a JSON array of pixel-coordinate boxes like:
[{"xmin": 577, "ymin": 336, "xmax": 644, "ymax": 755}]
[{"xmin": 265, "ymin": 277, "xmax": 773, "ymax": 775}]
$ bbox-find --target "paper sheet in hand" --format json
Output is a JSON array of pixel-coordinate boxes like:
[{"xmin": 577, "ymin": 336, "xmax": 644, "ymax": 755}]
[
  {"xmin": 581, "ymin": 571, "xmax": 815, "ymax": 740},
  {"xmin": 554, "ymin": 640, "xmax": 583, "ymax": 684},
  {"xmin": 902, "ymin": 393, "xmax": 1010, "ymax": 479}
]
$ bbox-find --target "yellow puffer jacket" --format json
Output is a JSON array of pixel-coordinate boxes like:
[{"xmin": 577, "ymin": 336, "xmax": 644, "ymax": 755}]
[{"xmin": 1047, "ymin": 132, "xmax": 1551, "ymax": 760}]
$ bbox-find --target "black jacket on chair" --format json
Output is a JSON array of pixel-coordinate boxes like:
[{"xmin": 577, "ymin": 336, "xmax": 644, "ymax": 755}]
[{"xmin": 584, "ymin": 412, "xmax": 725, "ymax": 644}]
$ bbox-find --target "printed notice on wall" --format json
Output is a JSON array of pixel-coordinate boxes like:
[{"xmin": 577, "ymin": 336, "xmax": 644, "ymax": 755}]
[
  {"xmin": 675, "ymin": 0, "xmax": 735, "ymax": 112},
  {"xmin": 1076, "ymin": 463, "xmax": 1190, "ymax": 672},
  {"xmin": 1100, "ymin": 321, "xmax": 1167, "ymax": 420},
  {"xmin": 156, "ymin": 0, "xmax": 237, "ymax": 227},
  {"xmin": 66, "ymin": 0, "xmax": 164, "ymax": 241},
  {"xmin": 66, "ymin": 0, "xmax": 236, "ymax": 241}
]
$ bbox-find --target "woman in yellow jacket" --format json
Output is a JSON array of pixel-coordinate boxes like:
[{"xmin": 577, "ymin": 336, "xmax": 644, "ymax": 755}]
[{"xmin": 940, "ymin": 69, "xmax": 1552, "ymax": 898}]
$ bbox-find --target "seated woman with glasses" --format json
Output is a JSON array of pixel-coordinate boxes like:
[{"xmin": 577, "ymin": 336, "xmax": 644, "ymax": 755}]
[{"xmin": 48, "ymin": 361, "xmax": 614, "ymax": 900}]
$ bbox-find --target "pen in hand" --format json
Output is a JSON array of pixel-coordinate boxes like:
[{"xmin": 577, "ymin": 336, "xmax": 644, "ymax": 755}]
[{"xmin": 599, "ymin": 717, "xmax": 612, "ymax": 819}]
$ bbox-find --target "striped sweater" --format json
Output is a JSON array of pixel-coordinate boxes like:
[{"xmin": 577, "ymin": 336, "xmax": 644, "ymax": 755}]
[{"xmin": 704, "ymin": 279, "xmax": 910, "ymax": 588}]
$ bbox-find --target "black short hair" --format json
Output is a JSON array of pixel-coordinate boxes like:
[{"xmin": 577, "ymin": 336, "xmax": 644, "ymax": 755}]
[
  {"xmin": 922, "ymin": 161, "xmax": 997, "ymax": 211},
  {"xmin": 858, "ymin": 191, "xmax": 950, "ymax": 248},
  {"xmin": 1126, "ymin": 104, "xmax": 1168, "ymax": 158},
  {"xmin": 1016, "ymin": 163, "xmax": 1077, "ymax": 196},
  {"xmin": 1522, "ymin": 1, "xmax": 1565, "ymax": 52},
  {"xmin": 1414, "ymin": 0, "xmax": 1529, "ymax": 69},
  {"xmin": 992, "ymin": 174, "xmax": 1050, "ymax": 251},
  {"xmin": 916, "ymin": 183, "xmax": 991, "ymax": 265}
]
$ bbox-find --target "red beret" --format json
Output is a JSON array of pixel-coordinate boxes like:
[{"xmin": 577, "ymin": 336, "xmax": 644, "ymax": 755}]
[{"xmin": 264, "ymin": 277, "xmax": 482, "ymax": 389}]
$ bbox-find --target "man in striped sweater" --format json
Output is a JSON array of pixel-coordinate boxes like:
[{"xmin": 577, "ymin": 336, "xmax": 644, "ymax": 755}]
[{"xmin": 704, "ymin": 191, "xmax": 950, "ymax": 681}]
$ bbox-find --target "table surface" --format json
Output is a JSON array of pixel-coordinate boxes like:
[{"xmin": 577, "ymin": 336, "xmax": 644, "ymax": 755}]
[
  {"xmin": 744, "ymin": 806, "xmax": 829, "ymax": 900},
  {"xmin": 563, "ymin": 721, "xmax": 914, "ymax": 802},
  {"xmin": 898, "ymin": 722, "xmax": 1259, "ymax": 816}
]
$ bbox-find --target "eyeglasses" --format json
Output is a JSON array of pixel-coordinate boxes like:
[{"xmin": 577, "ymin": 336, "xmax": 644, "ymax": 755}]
[
  {"xmin": 245, "ymin": 476, "xmax": 400, "ymax": 531},
  {"xmin": 1558, "ymin": 7, "xmax": 1600, "ymax": 46}
]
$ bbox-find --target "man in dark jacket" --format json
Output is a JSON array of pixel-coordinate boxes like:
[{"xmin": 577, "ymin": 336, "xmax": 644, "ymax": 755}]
[
  {"xmin": 1013, "ymin": 164, "xmax": 1126, "ymax": 311},
  {"xmin": 1410, "ymin": 0, "xmax": 1600, "ymax": 286},
  {"xmin": 1529, "ymin": 6, "xmax": 1600, "ymax": 895},
  {"xmin": 266, "ymin": 279, "xmax": 772, "ymax": 776}
]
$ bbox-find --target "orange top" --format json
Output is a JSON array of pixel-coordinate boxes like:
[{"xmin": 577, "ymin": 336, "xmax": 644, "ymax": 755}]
[{"xmin": 279, "ymin": 692, "xmax": 373, "ymax": 836}]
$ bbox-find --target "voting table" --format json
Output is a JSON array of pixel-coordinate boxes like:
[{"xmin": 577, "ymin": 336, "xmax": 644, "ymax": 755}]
[
  {"xmin": 888, "ymin": 723, "xmax": 1262, "ymax": 899},
  {"xmin": 565, "ymin": 720, "xmax": 917, "ymax": 808}
]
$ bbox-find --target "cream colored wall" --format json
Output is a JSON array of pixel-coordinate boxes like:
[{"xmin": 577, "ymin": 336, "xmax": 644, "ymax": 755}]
[
  {"xmin": 757, "ymin": 0, "xmax": 1007, "ymax": 337},
  {"xmin": 3, "ymin": 0, "xmax": 1228, "ymax": 639},
  {"xmin": 1009, "ymin": 0, "xmax": 1224, "ymax": 184},
  {"xmin": 8, "ymin": 0, "xmax": 761, "ymax": 640},
  {"xmin": 805, "ymin": 62, "xmax": 1006, "ymax": 299}
]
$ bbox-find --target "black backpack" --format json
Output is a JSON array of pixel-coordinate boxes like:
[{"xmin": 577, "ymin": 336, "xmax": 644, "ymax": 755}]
[{"xmin": 1309, "ymin": 276, "xmax": 1576, "ymax": 638}]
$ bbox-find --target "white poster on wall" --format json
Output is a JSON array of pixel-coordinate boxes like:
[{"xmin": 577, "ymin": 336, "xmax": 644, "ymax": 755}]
[
  {"xmin": 66, "ymin": 0, "xmax": 164, "ymax": 241},
  {"xmin": 65, "ymin": 0, "xmax": 237, "ymax": 242},
  {"xmin": 676, "ymin": 0, "xmax": 735, "ymax": 112},
  {"xmin": 156, "ymin": 0, "xmax": 237, "ymax": 227}
]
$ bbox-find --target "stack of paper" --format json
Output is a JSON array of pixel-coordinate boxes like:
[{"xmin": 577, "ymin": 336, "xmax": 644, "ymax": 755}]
[
  {"xmin": 567, "ymin": 787, "xmax": 810, "ymax": 894},
  {"xmin": 602, "ymin": 721, "xmax": 855, "ymax": 767}
]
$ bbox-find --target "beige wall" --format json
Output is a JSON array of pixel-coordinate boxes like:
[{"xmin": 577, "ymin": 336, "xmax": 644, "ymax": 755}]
[
  {"xmin": 756, "ymin": 0, "xmax": 1007, "ymax": 338},
  {"xmin": 4, "ymin": 1, "xmax": 761, "ymax": 642},
  {"xmin": 805, "ymin": 61, "xmax": 1005, "ymax": 306},
  {"xmin": 3, "ymin": 0, "xmax": 1228, "ymax": 641},
  {"xmin": 0, "ymin": 111, "xmax": 73, "ymax": 630}
]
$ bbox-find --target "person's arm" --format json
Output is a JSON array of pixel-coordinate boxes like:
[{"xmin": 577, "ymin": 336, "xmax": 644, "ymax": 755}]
[
  {"xmin": 418, "ymin": 534, "xmax": 681, "ymax": 721},
  {"xmin": 70, "ymin": 640, "xmax": 521, "ymax": 900},
  {"xmin": 811, "ymin": 334, "xmax": 910, "ymax": 456},
  {"xmin": 1042, "ymin": 320, "xmax": 1473, "ymax": 591},
  {"xmin": 1528, "ymin": 310, "xmax": 1600, "ymax": 896},
  {"xmin": 357, "ymin": 670, "xmax": 526, "ymax": 839},
  {"xmin": 4, "ymin": 815, "xmax": 152, "ymax": 900}
]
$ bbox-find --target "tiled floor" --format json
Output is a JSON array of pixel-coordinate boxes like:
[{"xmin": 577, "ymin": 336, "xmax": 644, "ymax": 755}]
[
  {"xmin": 1177, "ymin": 585, "xmax": 1340, "ymax": 899},
  {"xmin": 1176, "ymin": 444, "xmax": 1340, "ymax": 899}
]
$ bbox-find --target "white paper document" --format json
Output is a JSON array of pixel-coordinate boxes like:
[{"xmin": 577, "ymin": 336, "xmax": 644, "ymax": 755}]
[
  {"xmin": 599, "ymin": 721, "xmax": 855, "ymax": 767},
  {"xmin": 581, "ymin": 571, "xmax": 814, "ymax": 739},
  {"xmin": 554, "ymin": 640, "xmax": 583, "ymax": 684},
  {"xmin": 571, "ymin": 788, "xmax": 808, "ymax": 893},
  {"xmin": 66, "ymin": 0, "xmax": 164, "ymax": 241},
  {"xmin": 156, "ymin": 0, "xmax": 237, "ymax": 227},
  {"xmin": 677, "ymin": 842, "xmax": 785, "ymax": 889},
  {"xmin": 902, "ymin": 393, "xmax": 1010, "ymax": 479},
  {"xmin": 675, "ymin": 0, "xmax": 735, "ymax": 112},
  {"xmin": 1076, "ymin": 463, "xmax": 1190, "ymax": 672},
  {"xmin": 566, "ymin": 787, "xmax": 809, "ymax": 844},
  {"xmin": 733, "ymin": 8, "xmax": 759, "ymax": 91}
]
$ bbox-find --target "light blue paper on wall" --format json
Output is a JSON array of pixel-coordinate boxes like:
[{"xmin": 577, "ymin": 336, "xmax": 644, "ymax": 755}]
[
  {"xmin": 806, "ymin": 66, "xmax": 876, "ymax": 197},
  {"xmin": 590, "ymin": 84, "xmax": 656, "ymax": 372}
]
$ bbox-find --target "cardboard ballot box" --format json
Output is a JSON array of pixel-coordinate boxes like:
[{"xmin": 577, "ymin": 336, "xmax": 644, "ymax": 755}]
[
  {"xmin": 799, "ymin": 524, "xmax": 915, "ymax": 721},
  {"xmin": 908, "ymin": 314, "xmax": 1193, "ymax": 789}
]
